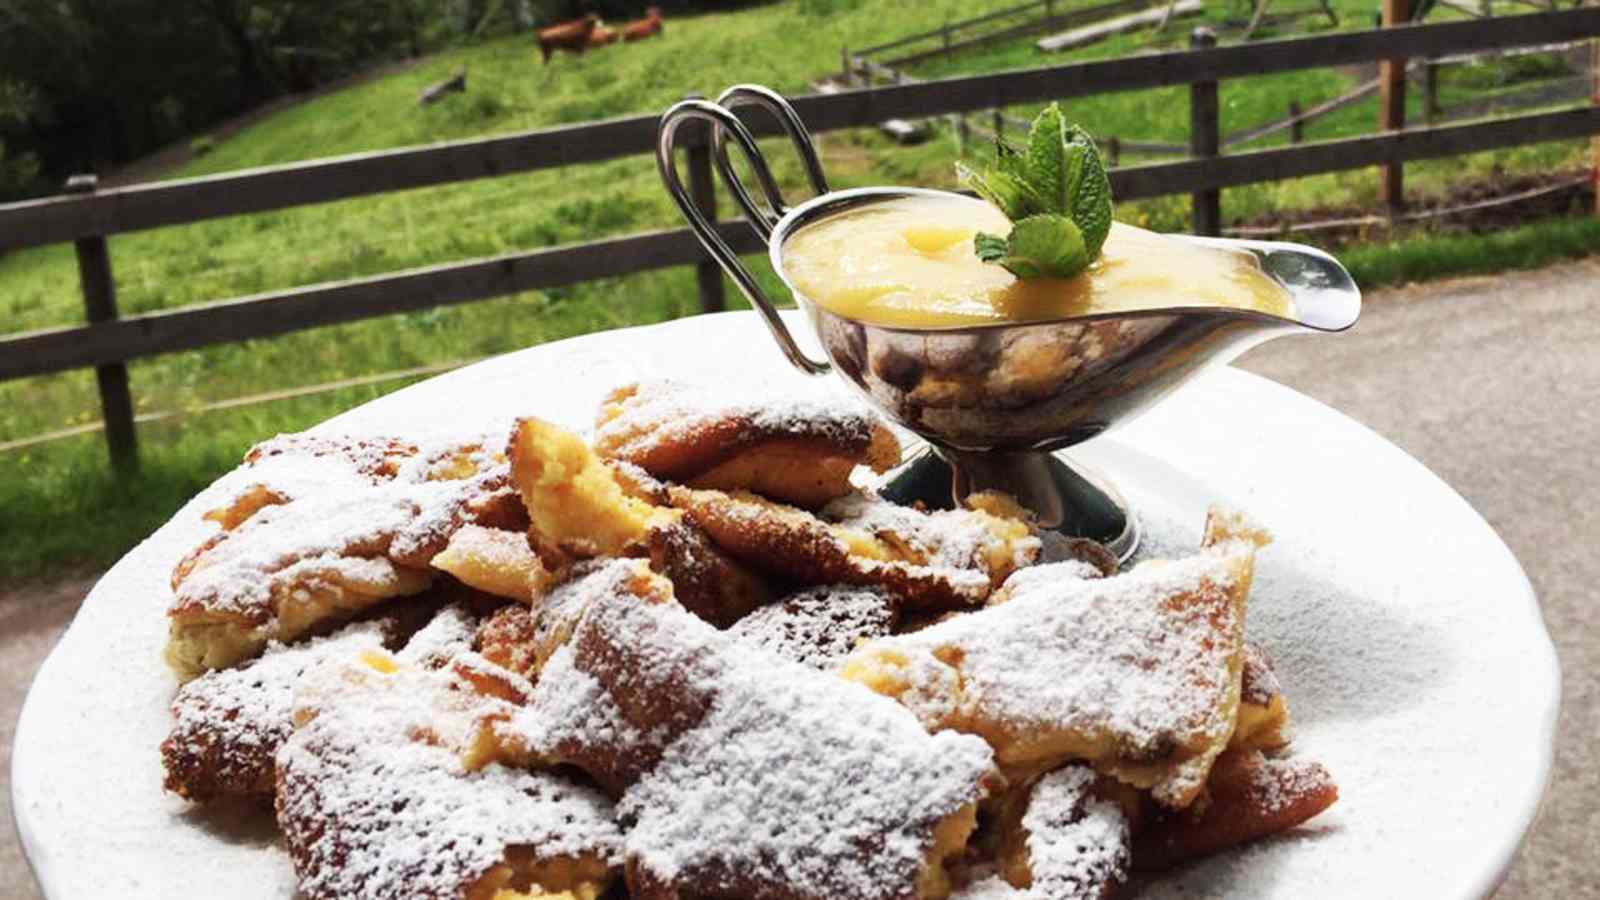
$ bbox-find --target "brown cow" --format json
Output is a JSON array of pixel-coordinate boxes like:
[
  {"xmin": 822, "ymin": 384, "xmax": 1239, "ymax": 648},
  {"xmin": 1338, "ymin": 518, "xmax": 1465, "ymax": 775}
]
[
  {"xmin": 537, "ymin": 14, "xmax": 600, "ymax": 63},
  {"xmin": 622, "ymin": 7, "xmax": 664, "ymax": 42},
  {"xmin": 587, "ymin": 23, "xmax": 620, "ymax": 48}
]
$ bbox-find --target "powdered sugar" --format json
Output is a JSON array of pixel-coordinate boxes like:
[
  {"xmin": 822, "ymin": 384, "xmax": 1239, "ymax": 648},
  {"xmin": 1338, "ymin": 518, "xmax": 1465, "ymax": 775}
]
[
  {"xmin": 844, "ymin": 543, "xmax": 1255, "ymax": 807},
  {"xmin": 593, "ymin": 379, "xmax": 883, "ymax": 472},
  {"xmin": 1019, "ymin": 767, "xmax": 1131, "ymax": 899},
  {"xmin": 726, "ymin": 584, "xmax": 897, "ymax": 669},
  {"xmin": 276, "ymin": 657, "xmax": 621, "ymax": 900},
  {"xmin": 824, "ymin": 491, "xmax": 1041, "ymax": 573},
  {"xmin": 517, "ymin": 589, "xmax": 997, "ymax": 899}
]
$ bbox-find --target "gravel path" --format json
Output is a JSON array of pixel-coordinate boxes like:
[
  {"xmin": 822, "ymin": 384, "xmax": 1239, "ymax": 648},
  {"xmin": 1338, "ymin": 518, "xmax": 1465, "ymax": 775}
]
[{"xmin": 5, "ymin": 259, "xmax": 1596, "ymax": 898}]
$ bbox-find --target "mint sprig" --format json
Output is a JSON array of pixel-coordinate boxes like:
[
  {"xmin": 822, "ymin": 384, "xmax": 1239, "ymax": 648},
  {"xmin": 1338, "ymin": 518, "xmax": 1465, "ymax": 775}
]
[{"xmin": 956, "ymin": 103, "xmax": 1113, "ymax": 280}]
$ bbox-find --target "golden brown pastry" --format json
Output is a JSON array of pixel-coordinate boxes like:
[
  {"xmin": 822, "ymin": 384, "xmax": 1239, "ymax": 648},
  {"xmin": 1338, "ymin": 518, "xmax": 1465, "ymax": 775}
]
[
  {"xmin": 593, "ymin": 379, "xmax": 901, "ymax": 508},
  {"xmin": 503, "ymin": 574, "xmax": 1000, "ymax": 900},
  {"xmin": 276, "ymin": 650, "xmax": 621, "ymax": 900},
  {"xmin": 964, "ymin": 765, "xmax": 1131, "ymax": 900},
  {"xmin": 840, "ymin": 510, "xmax": 1267, "ymax": 809},
  {"xmin": 1132, "ymin": 748, "xmax": 1338, "ymax": 871},
  {"xmin": 726, "ymin": 584, "xmax": 898, "ymax": 670},
  {"xmin": 166, "ymin": 430, "xmax": 516, "ymax": 680}
]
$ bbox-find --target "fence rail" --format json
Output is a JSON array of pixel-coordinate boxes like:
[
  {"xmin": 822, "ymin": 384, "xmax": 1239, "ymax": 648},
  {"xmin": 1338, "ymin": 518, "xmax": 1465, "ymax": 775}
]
[{"xmin": 3, "ymin": 7, "xmax": 1599, "ymax": 470}]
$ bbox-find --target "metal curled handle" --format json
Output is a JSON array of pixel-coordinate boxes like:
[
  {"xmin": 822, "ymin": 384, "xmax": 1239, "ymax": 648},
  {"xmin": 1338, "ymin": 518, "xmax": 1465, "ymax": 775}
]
[
  {"xmin": 656, "ymin": 95, "xmax": 832, "ymax": 375},
  {"xmin": 711, "ymin": 84, "xmax": 830, "ymax": 240}
]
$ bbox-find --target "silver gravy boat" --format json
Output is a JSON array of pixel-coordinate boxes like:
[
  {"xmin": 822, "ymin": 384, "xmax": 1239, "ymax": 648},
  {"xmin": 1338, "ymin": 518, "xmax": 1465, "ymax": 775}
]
[{"xmin": 658, "ymin": 85, "xmax": 1359, "ymax": 561}]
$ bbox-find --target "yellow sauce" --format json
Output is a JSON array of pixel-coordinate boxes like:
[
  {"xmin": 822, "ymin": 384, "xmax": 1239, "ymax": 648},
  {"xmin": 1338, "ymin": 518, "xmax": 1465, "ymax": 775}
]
[{"xmin": 781, "ymin": 194, "xmax": 1294, "ymax": 327}]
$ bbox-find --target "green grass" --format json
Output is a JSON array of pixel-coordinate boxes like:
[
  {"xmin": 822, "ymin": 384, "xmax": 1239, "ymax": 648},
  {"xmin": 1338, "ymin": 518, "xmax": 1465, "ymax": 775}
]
[{"xmin": 1, "ymin": 0, "xmax": 1595, "ymax": 584}]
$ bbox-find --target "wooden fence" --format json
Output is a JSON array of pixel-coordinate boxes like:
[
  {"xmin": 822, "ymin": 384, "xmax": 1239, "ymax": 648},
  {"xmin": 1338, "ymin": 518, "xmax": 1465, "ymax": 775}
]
[{"xmin": 3, "ymin": 8, "xmax": 1600, "ymax": 470}]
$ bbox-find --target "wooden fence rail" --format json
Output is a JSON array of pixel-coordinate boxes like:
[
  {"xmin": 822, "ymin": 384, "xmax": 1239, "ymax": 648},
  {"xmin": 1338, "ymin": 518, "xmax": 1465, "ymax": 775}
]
[{"xmin": 2, "ymin": 8, "xmax": 1599, "ymax": 471}]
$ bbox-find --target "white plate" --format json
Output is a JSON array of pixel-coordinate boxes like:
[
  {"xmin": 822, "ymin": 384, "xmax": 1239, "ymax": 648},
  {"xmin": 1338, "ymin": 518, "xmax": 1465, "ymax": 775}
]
[{"xmin": 11, "ymin": 311, "xmax": 1559, "ymax": 899}]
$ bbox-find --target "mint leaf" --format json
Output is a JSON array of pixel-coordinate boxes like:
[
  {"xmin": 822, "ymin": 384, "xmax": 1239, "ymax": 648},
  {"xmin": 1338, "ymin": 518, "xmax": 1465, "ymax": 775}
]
[
  {"xmin": 983, "ymin": 215, "xmax": 1088, "ymax": 280},
  {"xmin": 974, "ymin": 231, "xmax": 1010, "ymax": 263},
  {"xmin": 955, "ymin": 102, "xmax": 1114, "ymax": 280}
]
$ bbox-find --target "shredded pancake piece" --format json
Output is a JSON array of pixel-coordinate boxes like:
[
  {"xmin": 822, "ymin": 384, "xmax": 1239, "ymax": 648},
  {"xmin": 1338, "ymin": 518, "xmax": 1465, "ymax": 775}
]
[
  {"xmin": 973, "ymin": 766, "xmax": 1131, "ymax": 900},
  {"xmin": 823, "ymin": 491, "xmax": 1042, "ymax": 588},
  {"xmin": 840, "ymin": 513, "xmax": 1267, "ymax": 809},
  {"xmin": 667, "ymin": 486, "xmax": 997, "ymax": 611},
  {"xmin": 1133, "ymin": 748, "xmax": 1338, "ymax": 871},
  {"xmin": 431, "ymin": 523, "xmax": 553, "ymax": 603},
  {"xmin": 276, "ymin": 651, "xmax": 621, "ymax": 900},
  {"xmin": 163, "ymin": 599, "xmax": 477, "ymax": 805},
  {"xmin": 505, "ymin": 581, "xmax": 999, "ymax": 900},
  {"xmin": 727, "ymin": 584, "xmax": 898, "ymax": 670},
  {"xmin": 593, "ymin": 379, "xmax": 901, "ymax": 508},
  {"xmin": 1230, "ymin": 641, "xmax": 1292, "ymax": 752},
  {"xmin": 166, "ymin": 430, "xmax": 519, "ymax": 680}
]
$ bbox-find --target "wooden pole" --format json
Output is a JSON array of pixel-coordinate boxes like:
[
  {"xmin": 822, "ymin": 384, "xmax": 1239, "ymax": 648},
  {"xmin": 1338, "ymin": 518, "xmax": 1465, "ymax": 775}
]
[
  {"xmin": 1379, "ymin": 0, "xmax": 1409, "ymax": 210},
  {"xmin": 1107, "ymin": 136, "xmax": 1122, "ymax": 168},
  {"xmin": 994, "ymin": 107, "xmax": 1005, "ymax": 142},
  {"xmin": 66, "ymin": 174, "xmax": 138, "ymax": 474},
  {"xmin": 1593, "ymin": 37, "xmax": 1599, "ymax": 216},
  {"xmin": 842, "ymin": 47, "xmax": 852, "ymax": 85},
  {"xmin": 1190, "ymin": 27, "xmax": 1222, "ymax": 236},
  {"xmin": 682, "ymin": 96, "xmax": 726, "ymax": 314},
  {"xmin": 1289, "ymin": 100, "xmax": 1305, "ymax": 143},
  {"xmin": 1424, "ymin": 59, "xmax": 1440, "ymax": 124}
]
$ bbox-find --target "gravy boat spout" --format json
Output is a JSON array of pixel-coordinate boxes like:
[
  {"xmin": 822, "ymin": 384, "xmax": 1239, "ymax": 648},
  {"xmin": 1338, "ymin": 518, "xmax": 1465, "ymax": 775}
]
[{"xmin": 657, "ymin": 87, "xmax": 1360, "ymax": 561}]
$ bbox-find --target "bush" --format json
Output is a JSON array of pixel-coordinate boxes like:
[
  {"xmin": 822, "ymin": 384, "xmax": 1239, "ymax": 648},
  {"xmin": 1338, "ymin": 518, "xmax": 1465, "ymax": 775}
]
[{"xmin": 190, "ymin": 135, "xmax": 216, "ymax": 157}]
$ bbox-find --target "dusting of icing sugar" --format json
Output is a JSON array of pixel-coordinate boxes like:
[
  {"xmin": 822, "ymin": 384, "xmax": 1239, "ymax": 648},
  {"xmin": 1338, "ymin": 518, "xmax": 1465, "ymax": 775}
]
[
  {"xmin": 1250, "ymin": 755, "xmax": 1336, "ymax": 817},
  {"xmin": 394, "ymin": 603, "xmax": 479, "ymax": 669},
  {"xmin": 1017, "ymin": 767, "xmax": 1130, "ymax": 899},
  {"xmin": 162, "ymin": 619, "xmax": 391, "ymax": 801},
  {"xmin": 592, "ymin": 379, "xmax": 882, "ymax": 470},
  {"xmin": 275, "ymin": 657, "xmax": 621, "ymax": 900},
  {"xmin": 513, "ymin": 589, "xmax": 997, "ymax": 900},
  {"xmin": 726, "ymin": 584, "xmax": 897, "ymax": 670},
  {"xmin": 845, "ymin": 546, "xmax": 1252, "ymax": 782},
  {"xmin": 824, "ymin": 491, "xmax": 1042, "ymax": 573},
  {"xmin": 1241, "ymin": 641, "xmax": 1283, "ymax": 707}
]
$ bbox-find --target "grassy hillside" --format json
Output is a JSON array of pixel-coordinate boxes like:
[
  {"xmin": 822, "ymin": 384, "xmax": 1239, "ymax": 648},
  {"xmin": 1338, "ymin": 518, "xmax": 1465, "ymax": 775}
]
[{"xmin": 1, "ymin": 0, "xmax": 1594, "ymax": 581}]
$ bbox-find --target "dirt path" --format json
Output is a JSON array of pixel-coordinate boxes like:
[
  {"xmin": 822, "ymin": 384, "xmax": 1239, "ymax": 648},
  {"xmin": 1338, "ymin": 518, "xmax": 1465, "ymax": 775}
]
[{"xmin": 4, "ymin": 258, "xmax": 1598, "ymax": 898}]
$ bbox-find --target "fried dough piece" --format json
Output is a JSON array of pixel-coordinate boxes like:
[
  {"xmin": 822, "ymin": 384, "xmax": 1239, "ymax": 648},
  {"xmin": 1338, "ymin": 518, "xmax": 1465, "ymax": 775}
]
[
  {"xmin": 823, "ymin": 491, "xmax": 1042, "ymax": 589},
  {"xmin": 162, "ymin": 600, "xmax": 476, "ymax": 804},
  {"xmin": 432, "ymin": 524, "xmax": 553, "ymax": 603},
  {"xmin": 1230, "ymin": 641, "xmax": 1291, "ymax": 752},
  {"xmin": 476, "ymin": 559, "xmax": 676, "ymax": 687},
  {"xmin": 643, "ymin": 519, "xmax": 769, "ymax": 627},
  {"xmin": 841, "ymin": 511, "xmax": 1268, "ymax": 809},
  {"xmin": 276, "ymin": 651, "xmax": 621, "ymax": 900},
  {"xmin": 1132, "ymin": 748, "xmax": 1338, "ymax": 871},
  {"xmin": 962, "ymin": 766, "xmax": 1131, "ymax": 900},
  {"xmin": 166, "ymin": 431, "xmax": 520, "ymax": 680},
  {"xmin": 726, "ymin": 584, "xmax": 898, "ymax": 670},
  {"xmin": 508, "ymin": 417, "xmax": 677, "ymax": 560},
  {"xmin": 504, "ymin": 583, "xmax": 999, "ymax": 900},
  {"xmin": 593, "ymin": 379, "xmax": 901, "ymax": 508},
  {"xmin": 667, "ymin": 486, "xmax": 995, "ymax": 612}
]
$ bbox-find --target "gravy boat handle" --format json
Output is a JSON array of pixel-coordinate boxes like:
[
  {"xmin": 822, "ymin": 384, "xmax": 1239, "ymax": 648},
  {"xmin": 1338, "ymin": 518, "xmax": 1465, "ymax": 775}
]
[{"xmin": 657, "ymin": 89, "xmax": 833, "ymax": 375}]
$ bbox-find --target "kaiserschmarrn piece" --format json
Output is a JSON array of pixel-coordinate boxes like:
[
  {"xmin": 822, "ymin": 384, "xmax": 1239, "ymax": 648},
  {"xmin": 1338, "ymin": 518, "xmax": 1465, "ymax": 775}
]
[
  {"xmin": 508, "ymin": 416, "xmax": 677, "ymax": 560},
  {"xmin": 1132, "ymin": 748, "xmax": 1338, "ymax": 871},
  {"xmin": 165, "ymin": 430, "xmax": 517, "ymax": 680},
  {"xmin": 276, "ymin": 651, "xmax": 621, "ymax": 900},
  {"xmin": 431, "ymin": 523, "xmax": 553, "ymax": 603},
  {"xmin": 505, "ymin": 582, "xmax": 1000, "ymax": 900},
  {"xmin": 162, "ymin": 600, "xmax": 478, "ymax": 804},
  {"xmin": 593, "ymin": 380, "xmax": 901, "ymax": 508},
  {"xmin": 840, "ymin": 512, "xmax": 1267, "ymax": 809},
  {"xmin": 962, "ymin": 766, "xmax": 1132, "ymax": 900},
  {"xmin": 1230, "ymin": 641, "xmax": 1292, "ymax": 752},
  {"xmin": 667, "ymin": 486, "xmax": 1004, "ymax": 611},
  {"xmin": 726, "ymin": 584, "xmax": 898, "ymax": 670}
]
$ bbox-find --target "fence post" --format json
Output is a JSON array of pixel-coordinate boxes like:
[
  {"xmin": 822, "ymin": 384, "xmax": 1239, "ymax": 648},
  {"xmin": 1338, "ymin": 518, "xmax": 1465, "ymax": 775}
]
[
  {"xmin": 682, "ymin": 96, "xmax": 726, "ymax": 314},
  {"xmin": 1289, "ymin": 100, "xmax": 1304, "ymax": 143},
  {"xmin": 842, "ymin": 47, "xmax": 852, "ymax": 85},
  {"xmin": 1107, "ymin": 136, "xmax": 1121, "ymax": 168},
  {"xmin": 993, "ymin": 108, "xmax": 1004, "ymax": 142},
  {"xmin": 65, "ymin": 174, "xmax": 139, "ymax": 474},
  {"xmin": 942, "ymin": 23, "xmax": 952, "ymax": 55},
  {"xmin": 1593, "ymin": 37, "xmax": 1599, "ymax": 216},
  {"xmin": 1423, "ymin": 59, "xmax": 1441, "ymax": 124},
  {"xmin": 1378, "ymin": 0, "xmax": 1409, "ymax": 210},
  {"xmin": 1189, "ymin": 27, "xmax": 1222, "ymax": 236}
]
